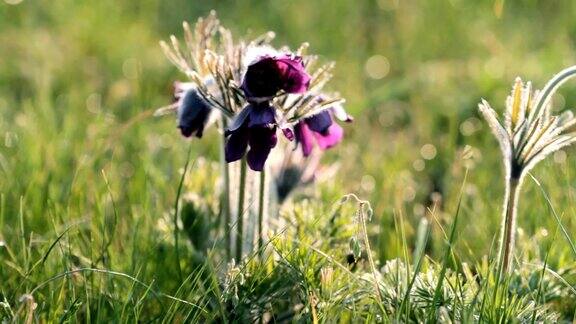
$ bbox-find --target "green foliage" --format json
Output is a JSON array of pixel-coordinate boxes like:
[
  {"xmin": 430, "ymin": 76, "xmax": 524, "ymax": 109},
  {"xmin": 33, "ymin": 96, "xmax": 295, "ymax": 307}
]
[{"xmin": 1, "ymin": 0, "xmax": 576, "ymax": 322}]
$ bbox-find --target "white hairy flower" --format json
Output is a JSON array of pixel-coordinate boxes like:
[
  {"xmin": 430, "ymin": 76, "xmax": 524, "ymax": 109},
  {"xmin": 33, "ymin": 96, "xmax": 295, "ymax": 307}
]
[{"xmin": 479, "ymin": 66, "xmax": 576, "ymax": 181}]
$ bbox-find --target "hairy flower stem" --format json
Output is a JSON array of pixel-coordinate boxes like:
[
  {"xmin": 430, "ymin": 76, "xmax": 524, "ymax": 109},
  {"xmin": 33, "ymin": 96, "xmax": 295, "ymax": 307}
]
[
  {"xmin": 257, "ymin": 169, "xmax": 266, "ymax": 258},
  {"xmin": 220, "ymin": 118, "xmax": 232, "ymax": 261},
  {"xmin": 498, "ymin": 176, "xmax": 521, "ymax": 275},
  {"xmin": 235, "ymin": 158, "xmax": 248, "ymax": 262},
  {"xmin": 358, "ymin": 203, "xmax": 384, "ymax": 305}
]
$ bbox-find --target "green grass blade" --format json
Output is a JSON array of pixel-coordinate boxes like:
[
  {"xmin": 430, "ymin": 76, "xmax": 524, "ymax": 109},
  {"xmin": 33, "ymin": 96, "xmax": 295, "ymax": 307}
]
[{"xmin": 528, "ymin": 173, "xmax": 576, "ymax": 257}]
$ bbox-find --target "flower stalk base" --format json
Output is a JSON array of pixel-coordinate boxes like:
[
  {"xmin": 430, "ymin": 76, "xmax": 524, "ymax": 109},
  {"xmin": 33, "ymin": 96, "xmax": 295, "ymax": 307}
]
[
  {"xmin": 498, "ymin": 176, "xmax": 521, "ymax": 275},
  {"xmin": 235, "ymin": 158, "xmax": 248, "ymax": 262}
]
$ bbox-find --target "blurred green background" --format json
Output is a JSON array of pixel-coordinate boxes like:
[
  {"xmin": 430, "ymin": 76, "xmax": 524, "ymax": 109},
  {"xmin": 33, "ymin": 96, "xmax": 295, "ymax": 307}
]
[{"xmin": 2, "ymin": 0, "xmax": 576, "ymax": 295}]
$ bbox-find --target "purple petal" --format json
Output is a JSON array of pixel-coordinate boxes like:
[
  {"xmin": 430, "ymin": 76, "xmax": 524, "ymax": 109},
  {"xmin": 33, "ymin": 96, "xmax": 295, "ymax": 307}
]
[
  {"xmin": 247, "ymin": 126, "xmax": 278, "ymax": 171},
  {"xmin": 179, "ymin": 125, "xmax": 202, "ymax": 138},
  {"xmin": 276, "ymin": 56, "xmax": 311, "ymax": 94},
  {"xmin": 305, "ymin": 110, "xmax": 333, "ymax": 134},
  {"xmin": 247, "ymin": 150, "xmax": 269, "ymax": 171},
  {"xmin": 241, "ymin": 57, "xmax": 283, "ymax": 98},
  {"xmin": 227, "ymin": 106, "xmax": 252, "ymax": 134},
  {"xmin": 178, "ymin": 87, "xmax": 212, "ymax": 138},
  {"xmin": 313, "ymin": 123, "xmax": 343, "ymax": 150},
  {"xmin": 294, "ymin": 122, "xmax": 315, "ymax": 157},
  {"xmin": 225, "ymin": 127, "xmax": 249, "ymax": 163},
  {"xmin": 241, "ymin": 54, "xmax": 311, "ymax": 99},
  {"xmin": 248, "ymin": 104, "xmax": 276, "ymax": 127}
]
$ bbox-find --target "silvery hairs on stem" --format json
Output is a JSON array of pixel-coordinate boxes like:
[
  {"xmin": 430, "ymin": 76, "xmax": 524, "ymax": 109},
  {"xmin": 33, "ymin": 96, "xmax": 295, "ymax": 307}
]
[{"xmin": 479, "ymin": 65, "xmax": 576, "ymax": 182}]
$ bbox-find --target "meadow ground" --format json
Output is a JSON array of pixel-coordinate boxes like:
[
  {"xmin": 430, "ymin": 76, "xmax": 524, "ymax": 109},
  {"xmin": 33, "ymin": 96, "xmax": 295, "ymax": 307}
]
[{"xmin": 1, "ymin": 0, "xmax": 576, "ymax": 322}]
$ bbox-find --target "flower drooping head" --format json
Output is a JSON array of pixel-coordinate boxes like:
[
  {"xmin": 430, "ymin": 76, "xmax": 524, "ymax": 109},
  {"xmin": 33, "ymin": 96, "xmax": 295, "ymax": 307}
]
[
  {"xmin": 294, "ymin": 101, "xmax": 352, "ymax": 156},
  {"xmin": 224, "ymin": 47, "xmax": 313, "ymax": 171},
  {"xmin": 268, "ymin": 141, "xmax": 339, "ymax": 204},
  {"xmin": 242, "ymin": 52, "xmax": 311, "ymax": 101},
  {"xmin": 225, "ymin": 103, "xmax": 278, "ymax": 171},
  {"xmin": 174, "ymin": 82, "xmax": 214, "ymax": 138},
  {"xmin": 479, "ymin": 67, "xmax": 576, "ymax": 181},
  {"xmin": 162, "ymin": 14, "xmax": 349, "ymax": 173}
]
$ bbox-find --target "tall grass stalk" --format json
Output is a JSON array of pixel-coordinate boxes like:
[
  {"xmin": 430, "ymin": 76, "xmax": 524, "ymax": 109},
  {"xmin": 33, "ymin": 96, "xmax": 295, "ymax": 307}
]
[
  {"xmin": 174, "ymin": 144, "xmax": 194, "ymax": 281},
  {"xmin": 344, "ymin": 194, "xmax": 383, "ymax": 305},
  {"xmin": 429, "ymin": 169, "xmax": 466, "ymax": 321},
  {"xmin": 529, "ymin": 173, "xmax": 576, "ymax": 257},
  {"xmin": 30, "ymin": 268, "xmax": 205, "ymax": 312},
  {"xmin": 531, "ymin": 214, "xmax": 560, "ymax": 324},
  {"xmin": 398, "ymin": 221, "xmax": 430, "ymax": 321},
  {"xmin": 358, "ymin": 202, "xmax": 383, "ymax": 305}
]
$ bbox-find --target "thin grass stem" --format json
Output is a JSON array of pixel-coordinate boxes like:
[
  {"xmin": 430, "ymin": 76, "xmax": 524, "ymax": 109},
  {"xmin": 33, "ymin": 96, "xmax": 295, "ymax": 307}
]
[
  {"xmin": 174, "ymin": 144, "xmax": 194, "ymax": 281},
  {"xmin": 528, "ymin": 173, "xmax": 576, "ymax": 257},
  {"xmin": 29, "ymin": 268, "xmax": 205, "ymax": 312},
  {"xmin": 358, "ymin": 202, "xmax": 383, "ymax": 306},
  {"xmin": 429, "ymin": 169, "xmax": 466, "ymax": 321}
]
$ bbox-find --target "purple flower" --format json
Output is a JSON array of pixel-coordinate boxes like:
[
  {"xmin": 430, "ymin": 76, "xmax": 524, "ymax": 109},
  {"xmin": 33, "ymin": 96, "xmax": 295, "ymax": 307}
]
[
  {"xmin": 242, "ymin": 54, "xmax": 311, "ymax": 100},
  {"xmin": 294, "ymin": 109, "xmax": 346, "ymax": 157},
  {"xmin": 174, "ymin": 82, "xmax": 213, "ymax": 138},
  {"xmin": 225, "ymin": 103, "xmax": 278, "ymax": 171}
]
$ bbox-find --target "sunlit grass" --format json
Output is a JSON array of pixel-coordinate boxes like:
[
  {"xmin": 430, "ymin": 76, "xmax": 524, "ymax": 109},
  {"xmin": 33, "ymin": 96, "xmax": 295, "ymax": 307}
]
[{"xmin": 1, "ymin": 0, "xmax": 576, "ymax": 322}]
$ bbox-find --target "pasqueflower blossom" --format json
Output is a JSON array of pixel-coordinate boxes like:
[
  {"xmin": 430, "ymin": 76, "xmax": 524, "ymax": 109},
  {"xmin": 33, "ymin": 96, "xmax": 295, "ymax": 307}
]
[
  {"xmin": 224, "ymin": 51, "xmax": 312, "ymax": 171},
  {"xmin": 269, "ymin": 144, "xmax": 338, "ymax": 203},
  {"xmin": 294, "ymin": 103, "xmax": 352, "ymax": 156},
  {"xmin": 225, "ymin": 103, "xmax": 278, "ymax": 171},
  {"xmin": 174, "ymin": 81, "xmax": 214, "ymax": 138},
  {"xmin": 160, "ymin": 13, "xmax": 355, "ymax": 263},
  {"xmin": 478, "ymin": 66, "xmax": 576, "ymax": 274},
  {"xmin": 241, "ymin": 53, "xmax": 311, "ymax": 101}
]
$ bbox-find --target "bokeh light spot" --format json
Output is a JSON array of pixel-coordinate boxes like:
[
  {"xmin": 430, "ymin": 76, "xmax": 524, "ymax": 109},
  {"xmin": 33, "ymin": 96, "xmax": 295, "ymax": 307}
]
[
  {"xmin": 123, "ymin": 58, "xmax": 141, "ymax": 80},
  {"xmin": 86, "ymin": 93, "xmax": 102, "ymax": 113},
  {"xmin": 365, "ymin": 55, "xmax": 390, "ymax": 80},
  {"xmin": 413, "ymin": 159, "xmax": 425, "ymax": 171},
  {"xmin": 420, "ymin": 144, "xmax": 437, "ymax": 160},
  {"xmin": 361, "ymin": 175, "xmax": 376, "ymax": 192},
  {"xmin": 554, "ymin": 150, "xmax": 567, "ymax": 164}
]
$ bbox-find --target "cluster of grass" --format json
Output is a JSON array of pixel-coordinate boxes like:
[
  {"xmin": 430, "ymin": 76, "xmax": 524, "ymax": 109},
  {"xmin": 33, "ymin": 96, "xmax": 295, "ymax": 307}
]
[{"xmin": 1, "ymin": 0, "xmax": 576, "ymax": 322}]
